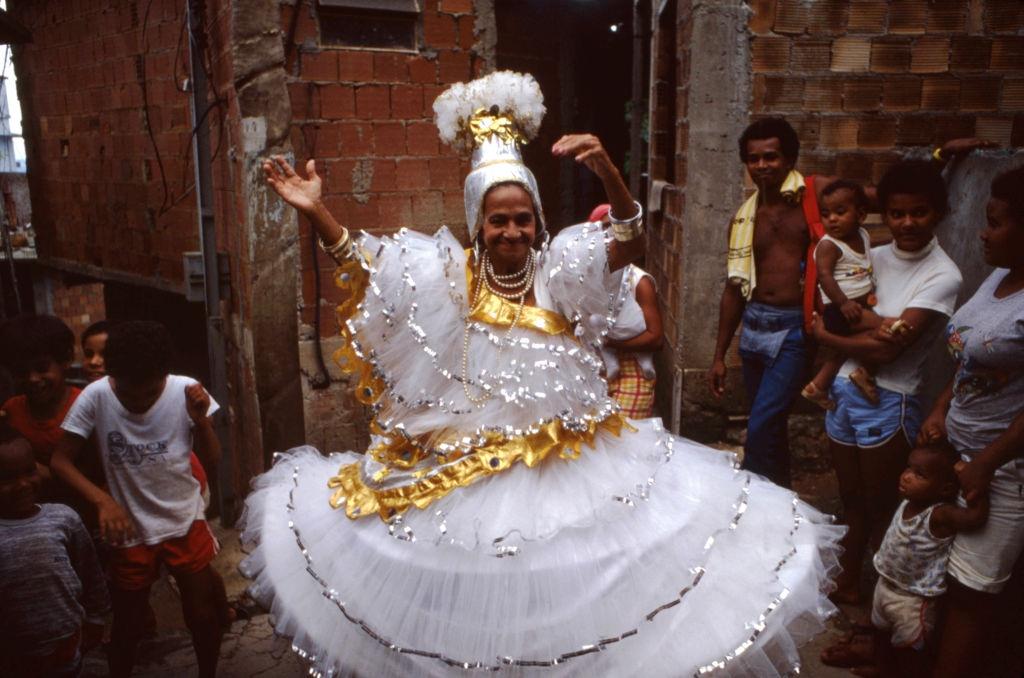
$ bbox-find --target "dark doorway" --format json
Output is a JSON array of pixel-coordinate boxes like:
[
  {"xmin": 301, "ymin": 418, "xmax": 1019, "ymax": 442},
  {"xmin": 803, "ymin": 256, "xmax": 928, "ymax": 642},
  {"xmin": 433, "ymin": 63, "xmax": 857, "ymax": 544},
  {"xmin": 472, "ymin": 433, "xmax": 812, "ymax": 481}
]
[{"xmin": 496, "ymin": 0, "xmax": 636, "ymax": 230}]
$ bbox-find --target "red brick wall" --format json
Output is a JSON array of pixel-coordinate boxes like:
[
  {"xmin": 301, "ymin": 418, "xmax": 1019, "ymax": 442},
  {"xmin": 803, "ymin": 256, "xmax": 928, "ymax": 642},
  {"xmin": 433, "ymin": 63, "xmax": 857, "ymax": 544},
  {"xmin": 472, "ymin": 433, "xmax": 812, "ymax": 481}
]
[
  {"xmin": 281, "ymin": 0, "xmax": 482, "ymax": 337},
  {"xmin": 749, "ymin": 0, "xmax": 1024, "ymax": 184},
  {"xmin": 646, "ymin": 1, "xmax": 684, "ymax": 354},
  {"xmin": 49, "ymin": 278, "xmax": 106, "ymax": 362},
  {"xmin": 9, "ymin": 0, "xmax": 204, "ymax": 285}
]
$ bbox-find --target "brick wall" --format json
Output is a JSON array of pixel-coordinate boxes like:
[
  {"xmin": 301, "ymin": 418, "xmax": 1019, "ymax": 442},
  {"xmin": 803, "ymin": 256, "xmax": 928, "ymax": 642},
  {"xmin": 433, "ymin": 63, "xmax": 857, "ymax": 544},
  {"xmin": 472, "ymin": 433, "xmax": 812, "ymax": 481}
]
[
  {"xmin": 48, "ymin": 278, "xmax": 106, "ymax": 362},
  {"xmin": 749, "ymin": 0, "xmax": 1024, "ymax": 184},
  {"xmin": 645, "ymin": 0, "xmax": 688, "ymax": 358},
  {"xmin": 648, "ymin": 0, "xmax": 1024, "ymax": 440},
  {"xmin": 9, "ymin": 0, "xmax": 204, "ymax": 287},
  {"xmin": 281, "ymin": 0, "xmax": 482, "ymax": 339}
]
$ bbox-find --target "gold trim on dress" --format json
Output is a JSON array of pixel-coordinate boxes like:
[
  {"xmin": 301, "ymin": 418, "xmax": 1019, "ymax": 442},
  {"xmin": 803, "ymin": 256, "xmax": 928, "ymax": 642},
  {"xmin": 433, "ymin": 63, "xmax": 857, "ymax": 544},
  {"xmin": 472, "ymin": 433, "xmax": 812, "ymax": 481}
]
[
  {"xmin": 328, "ymin": 413, "xmax": 633, "ymax": 519},
  {"xmin": 464, "ymin": 249, "xmax": 571, "ymax": 336},
  {"xmin": 327, "ymin": 241, "xmax": 604, "ymax": 521}
]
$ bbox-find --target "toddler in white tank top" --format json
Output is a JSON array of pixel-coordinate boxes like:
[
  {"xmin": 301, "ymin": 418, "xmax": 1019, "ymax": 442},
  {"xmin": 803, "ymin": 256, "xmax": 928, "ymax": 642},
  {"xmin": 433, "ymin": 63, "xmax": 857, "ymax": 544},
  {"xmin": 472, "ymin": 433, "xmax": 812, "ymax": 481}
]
[
  {"xmin": 865, "ymin": 444, "xmax": 987, "ymax": 672},
  {"xmin": 802, "ymin": 180, "xmax": 887, "ymax": 410}
]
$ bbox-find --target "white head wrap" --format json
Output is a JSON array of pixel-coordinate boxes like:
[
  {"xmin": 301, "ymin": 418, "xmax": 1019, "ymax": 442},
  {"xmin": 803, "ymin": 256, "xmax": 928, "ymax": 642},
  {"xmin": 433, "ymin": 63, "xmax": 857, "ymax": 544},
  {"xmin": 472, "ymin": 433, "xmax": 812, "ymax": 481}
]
[{"xmin": 432, "ymin": 71, "xmax": 547, "ymax": 242}]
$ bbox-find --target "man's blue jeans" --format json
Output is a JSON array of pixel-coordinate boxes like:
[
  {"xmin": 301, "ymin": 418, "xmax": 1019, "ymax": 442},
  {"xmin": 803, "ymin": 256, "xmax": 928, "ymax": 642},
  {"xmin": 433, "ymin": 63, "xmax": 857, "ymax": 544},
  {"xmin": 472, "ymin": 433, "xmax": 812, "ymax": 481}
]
[{"xmin": 738, "ymin": 305, "xmax": 808, "ymax": 488}]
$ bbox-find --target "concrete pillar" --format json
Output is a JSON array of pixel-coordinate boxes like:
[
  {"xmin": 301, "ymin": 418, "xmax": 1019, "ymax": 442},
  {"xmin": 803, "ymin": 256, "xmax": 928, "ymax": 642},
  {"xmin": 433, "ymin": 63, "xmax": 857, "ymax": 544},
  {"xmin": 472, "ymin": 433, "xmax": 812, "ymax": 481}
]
[{"xmin": 675, "ymin": 0, "xmax": 751, "ymax": 439}]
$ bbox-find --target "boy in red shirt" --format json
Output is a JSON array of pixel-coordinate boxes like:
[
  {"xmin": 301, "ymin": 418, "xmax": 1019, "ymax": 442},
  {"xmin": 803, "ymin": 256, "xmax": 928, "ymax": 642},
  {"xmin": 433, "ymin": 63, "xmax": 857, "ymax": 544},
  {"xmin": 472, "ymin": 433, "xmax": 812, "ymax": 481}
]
[{"xmin": 0, "ymin": 315, "xmax": 80, "ymax": 502}]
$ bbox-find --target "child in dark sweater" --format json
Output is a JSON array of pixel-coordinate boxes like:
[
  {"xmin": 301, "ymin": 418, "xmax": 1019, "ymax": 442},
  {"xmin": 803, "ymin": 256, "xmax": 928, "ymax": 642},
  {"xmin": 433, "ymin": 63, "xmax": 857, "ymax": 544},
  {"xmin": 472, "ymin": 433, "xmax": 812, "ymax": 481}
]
[{"xmin": 0, "ymin": 429, "xmax": 109, "ymax": 678}]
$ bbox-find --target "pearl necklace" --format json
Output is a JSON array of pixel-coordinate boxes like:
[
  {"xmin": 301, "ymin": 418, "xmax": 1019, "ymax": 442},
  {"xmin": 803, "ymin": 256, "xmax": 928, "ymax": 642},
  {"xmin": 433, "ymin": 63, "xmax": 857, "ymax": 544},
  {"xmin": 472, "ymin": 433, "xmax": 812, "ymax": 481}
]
[{"xmin": 461, "ymin": 251, "xmax": 536, "ymax": 406}]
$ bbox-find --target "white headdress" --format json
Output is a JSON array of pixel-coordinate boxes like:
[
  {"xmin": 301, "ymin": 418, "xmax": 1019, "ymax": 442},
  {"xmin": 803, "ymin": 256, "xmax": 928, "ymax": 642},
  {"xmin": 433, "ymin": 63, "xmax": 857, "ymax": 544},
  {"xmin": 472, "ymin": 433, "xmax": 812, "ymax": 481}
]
[{"xmin": 432, "ymin": 71, "xmax": 546, "ymax": 241}]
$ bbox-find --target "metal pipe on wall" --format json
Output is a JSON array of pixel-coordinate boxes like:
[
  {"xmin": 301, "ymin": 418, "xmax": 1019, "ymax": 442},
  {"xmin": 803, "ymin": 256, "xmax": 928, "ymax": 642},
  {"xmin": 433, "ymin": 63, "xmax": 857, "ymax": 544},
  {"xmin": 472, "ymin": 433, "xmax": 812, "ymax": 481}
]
[{"xmin": 187, "ymin": 0, "xmax": 236, "ymax": 524}]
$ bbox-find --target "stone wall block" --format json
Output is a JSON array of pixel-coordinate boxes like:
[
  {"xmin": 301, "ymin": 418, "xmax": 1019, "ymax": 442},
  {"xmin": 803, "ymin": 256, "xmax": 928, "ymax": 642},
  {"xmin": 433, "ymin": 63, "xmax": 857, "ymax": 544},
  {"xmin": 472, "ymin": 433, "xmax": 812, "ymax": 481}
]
[
  {"xmin": 819, "ymin": 117, "xmax": 859, "ymax": 148},
  {"xmin": 772, "ymin": 0, "xmax": 808, "ymax": 35},
  {"xmin": 1002, "ymin": 79, "xmax": 1024, "ymax": 111},
  {"xmin": 751, "ymin": 36, "xmax": 790, "ymax": 72},
  {"xmin": 991, "ymin": 37, "xmax": 1024, "ymax": 70},
  {"xmin": 790, "ymin": 38, "xmax": 833, "ymax": 72},
  {"xmin": 882, "ymin": 76, "xmax": 923, "ymax": 111},
  {"xmin": 806, "ymin": 0, "xmax": 849, "ymax": 35},
  {"xmin": 984, "ymin": 0, "xmax": 1024, "ymax": 34},
  {"xmin": 848, "ymin": 0, "xmax": 888, "ymax": 33},
  {"xmin": 843, "ymin": 79, "xmax": 883, "ymax": 110},
  {"xmin": 920, "ymin": 77, "xmax": 961, "ymax": 110},
  {"xmin": 747, "ymin": 0, "xmax": 777, "ymax": 34},
  {"xmin": 949, "ymin": 35, "xmax": 992, "ymax": 70},
  {"xmin": 960, "ymin": 77, "xmax": 1000, "ymax": 111},
  {"xmin": 804, "ymin": 78, "xmax": 844, "ymax": 111},
  {"xmin": 870, "ymin": 38, "xmax": 912, "ymax": 72},
  {"xmin": 927, "ymin": 0, "xmax": 968, "ymax": 32},
  {"xmin": 857, "ymin": 117, "xmax": 898, "ymax": 147},
  {"xmin": 888, "ymin": 0, "xmax": 928, "ymax": 35},
  {"xmin": 975, "ymin": 116, "xmax": 1013, "ymax": 145},
  {"xmin": 910, "ymin": 36, "xmax": 951, "ymax": 73},
  {"xmin": 831, "ymin": 37, "xmax": 871, "ymax": 71},
  {"xmin": 762, "ymin": 76, "xmax": 804, "ymax": 110}
]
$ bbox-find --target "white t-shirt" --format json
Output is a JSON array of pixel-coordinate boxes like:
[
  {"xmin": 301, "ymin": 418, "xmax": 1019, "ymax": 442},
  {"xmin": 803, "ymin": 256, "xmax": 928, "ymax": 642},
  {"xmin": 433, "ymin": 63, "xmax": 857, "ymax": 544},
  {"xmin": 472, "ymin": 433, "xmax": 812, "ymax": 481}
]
[
  {"xmin": 62, "ymin": 375, "xmax": 219, "ymax": 547},
  {"xmin": 839, "ymin": 238, "xmax": 962, "ymax": 396}
]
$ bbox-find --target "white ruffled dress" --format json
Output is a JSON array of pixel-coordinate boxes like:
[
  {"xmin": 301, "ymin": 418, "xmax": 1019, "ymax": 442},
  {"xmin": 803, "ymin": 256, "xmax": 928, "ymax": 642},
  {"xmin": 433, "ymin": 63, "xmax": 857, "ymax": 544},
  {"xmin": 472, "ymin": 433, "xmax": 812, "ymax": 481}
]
[{"xmin": 241, "ymin": 223, "xmax": 844, "ymax": 677}]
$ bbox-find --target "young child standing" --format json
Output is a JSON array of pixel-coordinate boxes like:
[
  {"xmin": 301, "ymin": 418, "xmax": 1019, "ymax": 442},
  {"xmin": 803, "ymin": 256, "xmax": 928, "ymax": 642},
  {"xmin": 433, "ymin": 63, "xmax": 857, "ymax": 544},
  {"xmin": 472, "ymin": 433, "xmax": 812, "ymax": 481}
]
[
  {"xmin": 0, "ymin": 429, "xmax": 109, "ymax": 678},
  {"xmin": 802, "ymin": 180, "xmax": 881, "ymax": 409},
  {"xmin": 78, "ymin": 320, "xmax": 210, "ymax": 507},
  {"xmin": 0, "ymin": 315, "xmax": 81, "ymax": 501},
  {"xmin": 50, "ymin": 321, "xmax": 228, "ymax": 678},
  {"xmin": 867, "ymin": 443, "xmax": 987, "ymax": 677}
]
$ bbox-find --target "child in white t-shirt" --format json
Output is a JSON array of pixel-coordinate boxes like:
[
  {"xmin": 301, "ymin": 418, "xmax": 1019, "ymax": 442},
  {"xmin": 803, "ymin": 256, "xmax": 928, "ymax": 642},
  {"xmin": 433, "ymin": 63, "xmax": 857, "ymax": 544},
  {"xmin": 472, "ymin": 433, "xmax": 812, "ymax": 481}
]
[{"xmin": 51, "ymin": 321, "xmax": 228, "ymax": 678}]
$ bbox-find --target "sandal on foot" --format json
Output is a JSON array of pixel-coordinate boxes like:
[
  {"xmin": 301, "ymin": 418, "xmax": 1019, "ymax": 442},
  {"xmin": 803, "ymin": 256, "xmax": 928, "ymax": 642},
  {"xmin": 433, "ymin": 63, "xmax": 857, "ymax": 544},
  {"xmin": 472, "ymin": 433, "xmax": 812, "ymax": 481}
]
[
  {"xmin": 801, "ymin": 383, "xmax": 836, "ymax": 411},
  {"xmin": 849, "ymin": 368, "xmax": 879, "ymax": 406}
]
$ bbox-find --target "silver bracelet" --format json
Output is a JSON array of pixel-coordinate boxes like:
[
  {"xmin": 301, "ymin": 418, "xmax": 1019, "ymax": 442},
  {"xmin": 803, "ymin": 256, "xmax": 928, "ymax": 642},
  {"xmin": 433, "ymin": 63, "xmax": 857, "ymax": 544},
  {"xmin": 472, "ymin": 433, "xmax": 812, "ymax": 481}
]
[
  {"xmin": 318, "ymin": 229, "xmax": 352, "ymax": 263},
  {"xmin": 608, "ymin": 200, "xmax": 643, "ymax": 226},
  {"xmin": 611, "ymin": 218, "xmax": 644, "ymax": 242}
]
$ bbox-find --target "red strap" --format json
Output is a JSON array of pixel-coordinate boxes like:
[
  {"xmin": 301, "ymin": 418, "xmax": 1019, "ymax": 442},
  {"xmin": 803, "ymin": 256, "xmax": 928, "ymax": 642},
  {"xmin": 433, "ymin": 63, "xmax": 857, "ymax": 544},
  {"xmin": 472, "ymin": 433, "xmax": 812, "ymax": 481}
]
[{"xmin": 801, "ymin": 175, "xmax": 825, "ymax": 333}]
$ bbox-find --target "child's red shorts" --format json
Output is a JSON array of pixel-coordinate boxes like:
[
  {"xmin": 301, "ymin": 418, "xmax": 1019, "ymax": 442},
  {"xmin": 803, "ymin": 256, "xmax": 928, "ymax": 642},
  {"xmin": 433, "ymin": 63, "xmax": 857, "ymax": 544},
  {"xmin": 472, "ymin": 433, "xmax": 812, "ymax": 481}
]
[{"xmin": 109, "ymin": 520, "xmax": 219, "ymax": 590}]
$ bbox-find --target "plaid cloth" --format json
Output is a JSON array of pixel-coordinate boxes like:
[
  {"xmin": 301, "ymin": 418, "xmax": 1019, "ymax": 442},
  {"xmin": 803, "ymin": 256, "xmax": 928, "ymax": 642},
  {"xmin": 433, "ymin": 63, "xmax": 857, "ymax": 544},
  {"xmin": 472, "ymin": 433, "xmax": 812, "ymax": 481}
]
[{"xmin": 607, "ymin": 354, "xmax": 656, "ymax": 419}]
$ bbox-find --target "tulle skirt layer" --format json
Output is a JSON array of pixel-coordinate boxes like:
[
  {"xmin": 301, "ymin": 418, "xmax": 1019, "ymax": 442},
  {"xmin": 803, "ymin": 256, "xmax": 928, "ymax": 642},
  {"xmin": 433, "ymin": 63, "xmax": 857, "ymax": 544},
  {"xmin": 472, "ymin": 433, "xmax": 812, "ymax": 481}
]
[{"xmin": 240, "ymin": 419, "xmax": 844, "ymax": 677}]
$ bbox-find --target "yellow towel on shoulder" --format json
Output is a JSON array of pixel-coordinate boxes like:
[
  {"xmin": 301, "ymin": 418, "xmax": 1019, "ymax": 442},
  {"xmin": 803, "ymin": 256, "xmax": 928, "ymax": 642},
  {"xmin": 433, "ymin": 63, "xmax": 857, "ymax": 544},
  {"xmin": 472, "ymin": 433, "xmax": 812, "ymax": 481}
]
[{"xmin": 727, "ymin": 170, "xmax": 806, "ymax": 300}]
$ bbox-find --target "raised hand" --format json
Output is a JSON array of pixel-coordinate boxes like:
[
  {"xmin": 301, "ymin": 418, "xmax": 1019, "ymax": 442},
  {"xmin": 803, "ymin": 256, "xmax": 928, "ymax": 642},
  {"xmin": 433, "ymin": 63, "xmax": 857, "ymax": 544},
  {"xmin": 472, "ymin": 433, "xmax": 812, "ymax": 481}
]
[
  {"xmin": 263, "ymin": 155, "xmax": 323, "ymax": 215},
  {"xmin": 552, "ymin": 134, "xmax": 616, "ymax": 179}
]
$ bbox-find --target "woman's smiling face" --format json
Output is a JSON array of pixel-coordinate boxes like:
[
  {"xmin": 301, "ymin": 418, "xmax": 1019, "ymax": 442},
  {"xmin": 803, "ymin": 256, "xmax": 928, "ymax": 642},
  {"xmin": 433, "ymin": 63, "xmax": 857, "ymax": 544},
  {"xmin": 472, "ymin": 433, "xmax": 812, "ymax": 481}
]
[{"xmin": 480, "ymin": 183, "xmax": 537, "ymax": 269}]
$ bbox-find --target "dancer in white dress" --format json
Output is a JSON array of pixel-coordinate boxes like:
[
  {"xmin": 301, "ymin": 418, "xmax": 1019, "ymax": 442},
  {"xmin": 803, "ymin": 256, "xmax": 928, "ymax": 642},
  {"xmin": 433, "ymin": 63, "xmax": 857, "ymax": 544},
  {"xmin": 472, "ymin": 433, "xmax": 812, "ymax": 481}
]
[{"xmin": 242, "ymin": 71, "xmax": 843, "ymax": 677}]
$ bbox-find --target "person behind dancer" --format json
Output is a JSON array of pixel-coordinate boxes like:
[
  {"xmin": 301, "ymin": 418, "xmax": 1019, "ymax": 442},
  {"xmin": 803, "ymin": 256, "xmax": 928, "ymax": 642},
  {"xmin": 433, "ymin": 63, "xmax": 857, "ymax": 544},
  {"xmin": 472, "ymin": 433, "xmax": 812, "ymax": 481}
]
[
  {"xmin": 814, "ymin": 161, "xmax": 963, "ymax": 609},
  {"xmin": 590, "ymin": 203, "xmax": 663, "ymax": 419},
  {"xmin": 922, "ymin": 164, "xmax": 1024, "ymax": 678},
  {"xmin": 707, "ymin": 117, "xmax": 832, "ymax": 488},
  {"xmin": 0, "ymin": 315, "xmax": 81, "ymax": 503},
  {"xmin": 242, "ymin": 72, "xmax": 843, "ymax": 677},
  {"xmin": 708, "ymin": 124, "xmax": 988, "ymax": 489},
  {"xmin": 0, "ymin": 428, "xmax": 109, "ymax": 678},
  {"xmin": 50, "ymin": 321, "xmax": 229, "ymax": 678},
  {"xmin": 801, "ymin": 179, "xmax": 881, "ymax": 410}
]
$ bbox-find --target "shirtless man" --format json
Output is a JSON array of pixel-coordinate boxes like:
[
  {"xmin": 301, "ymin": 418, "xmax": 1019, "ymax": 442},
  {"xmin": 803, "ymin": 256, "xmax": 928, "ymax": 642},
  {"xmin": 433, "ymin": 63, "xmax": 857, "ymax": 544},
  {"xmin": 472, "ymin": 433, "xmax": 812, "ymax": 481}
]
[
  {"xmin": 708, "ymin": 118, "xmax": 990, "ymax": 489},
  {"xmin": 707, "ymin": 117, "xmax": 825, "ymax": 488}
]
